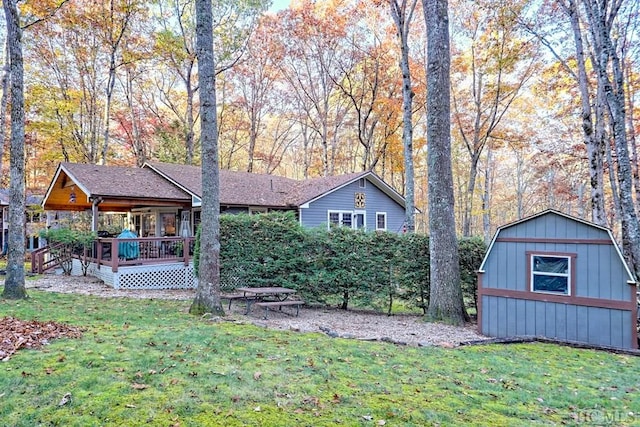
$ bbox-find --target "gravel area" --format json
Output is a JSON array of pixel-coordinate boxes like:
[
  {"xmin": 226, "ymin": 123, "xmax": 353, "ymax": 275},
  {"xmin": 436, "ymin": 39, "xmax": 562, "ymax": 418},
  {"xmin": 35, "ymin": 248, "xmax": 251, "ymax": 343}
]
[{"xmin": 4, "ymin": 273, "xmax": 489, "ymax": 347}]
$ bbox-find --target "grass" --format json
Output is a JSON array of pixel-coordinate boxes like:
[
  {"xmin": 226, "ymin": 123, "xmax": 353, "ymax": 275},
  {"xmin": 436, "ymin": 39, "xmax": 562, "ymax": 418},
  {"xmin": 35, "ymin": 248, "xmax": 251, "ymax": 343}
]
[{"xmin": 1, "ymin": 288, "xmax": 639, "ymax": 426}]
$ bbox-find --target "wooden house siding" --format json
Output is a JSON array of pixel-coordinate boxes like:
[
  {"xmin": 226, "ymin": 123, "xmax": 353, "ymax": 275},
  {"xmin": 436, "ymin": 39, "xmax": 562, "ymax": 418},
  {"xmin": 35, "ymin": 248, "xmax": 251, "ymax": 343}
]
[
  {"xmin": 299, "ymin": 178, "xmax": 405, "ymax": 232},
  {"xmin": 478, "ymin": 210, "xmax": 638, "ymax": 349},
  {"xmin": 481, "ymin": 296, "xmax": 633, "ymax": 349}
]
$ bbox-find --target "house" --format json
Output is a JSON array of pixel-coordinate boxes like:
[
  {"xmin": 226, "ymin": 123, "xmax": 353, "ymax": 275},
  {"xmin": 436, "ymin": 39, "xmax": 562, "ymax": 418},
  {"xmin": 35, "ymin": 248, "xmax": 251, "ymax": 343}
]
[
  {"xmin": 42, "ymin": 162, "xmax": 408, "ymax": 236},
  {"xmin": 36, "ymin": 162, "xmax": 408, "ymax": 290},
  {"xmin": 0, "ymin": 189, "xmax": 45, "ymax": 254},
  {"xmin": 477, "ymin": 210, "xmax": 638, "ymax": 350}
]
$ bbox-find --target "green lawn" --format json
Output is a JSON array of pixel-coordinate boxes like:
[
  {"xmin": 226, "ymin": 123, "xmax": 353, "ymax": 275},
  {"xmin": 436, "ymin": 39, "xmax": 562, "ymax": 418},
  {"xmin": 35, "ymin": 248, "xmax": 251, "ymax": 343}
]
[{"xmin": 1, "ymin": 288, "xmax": 639, "ymax": 426}]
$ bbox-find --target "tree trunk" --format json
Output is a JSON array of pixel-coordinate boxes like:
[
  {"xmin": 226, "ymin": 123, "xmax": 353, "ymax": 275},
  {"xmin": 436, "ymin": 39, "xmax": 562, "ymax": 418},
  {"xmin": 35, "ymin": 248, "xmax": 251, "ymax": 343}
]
[
  {"xmin": 481, "ymin": 144, "xmax": 494, "ymax": 243},
  {"xmin": 2, "ymin": 0, "xmax": 26, "ymax": 300},
  {"xmin": 189, "ymin": 0, "xmax": 223, "ymax": 316},
  {"xmin": 389, "ymin": 0, "xmax": 418, "ymax": 233},
  {"xmin": 582, "ymin": 0, "xmax": 640, "ymax": 277},
  {"xmin": 0, "ymin": 42, "xmax": 9, "ymax": 182},
  {"xmin": 565, "ymin": 0, "xmax": 607, "ymax": 225},
  {"xmin": 423, "ymin": 0, "xmax": 466, "ymax": 325}
]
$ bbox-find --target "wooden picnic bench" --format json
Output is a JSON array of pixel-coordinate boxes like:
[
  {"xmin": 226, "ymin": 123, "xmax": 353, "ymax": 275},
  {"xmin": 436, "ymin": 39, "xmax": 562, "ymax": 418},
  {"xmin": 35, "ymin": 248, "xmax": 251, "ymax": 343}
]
[
  {"xmin": 254, "ymin": 300, "xmax": 305, "ymax": 319},
  {"xmin": 220, "ymin": 292, "xmax": 260, "ymax": 310},
  {"xmin": 235, "ymin": 286, "xmax": 298, "ymax": 314}
]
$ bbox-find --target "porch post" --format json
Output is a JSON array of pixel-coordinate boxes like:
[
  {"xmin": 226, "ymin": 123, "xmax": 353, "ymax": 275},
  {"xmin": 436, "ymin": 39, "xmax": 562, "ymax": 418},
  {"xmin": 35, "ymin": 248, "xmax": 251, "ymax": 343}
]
[{"xmin": 90, "ymin": 197, "xmax": 103, "ymax": 232}]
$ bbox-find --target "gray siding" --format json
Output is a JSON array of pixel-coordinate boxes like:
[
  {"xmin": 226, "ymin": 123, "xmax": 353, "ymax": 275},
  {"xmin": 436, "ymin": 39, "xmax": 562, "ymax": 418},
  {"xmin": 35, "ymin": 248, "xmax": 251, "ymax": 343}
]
[
  {"xmin": 483, "ymin": 213, "xmax": 631, "ymax": 301},
  {"xmin": 499, "ymin": 213, "xmax": 609, "ymax": 240},
  {"xmin": 299, "ymin": 178, "xmax": 405, "ymax": 232},
  {"xmin": 481, "ymin": 295, "xmax": 633, "ymax": 349},
  {"xmin": 480, "ymin": 211, "xmax": 637, "ymax": 349}
]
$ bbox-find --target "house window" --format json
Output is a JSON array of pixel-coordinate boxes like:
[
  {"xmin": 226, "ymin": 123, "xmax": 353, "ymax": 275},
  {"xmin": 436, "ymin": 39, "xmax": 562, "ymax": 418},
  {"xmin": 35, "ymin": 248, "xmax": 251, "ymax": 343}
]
[
  {"xmin": 376, "ymin": 212, "xmax": 387, "ymax": 231},
  {"xmin": 359, "ymin": 178, "xmax": 366, "ymax": 188},
  {"xmin": 530, "ymin": 255, "xmax": 571, "ymax": 295},
  {"xmin": 354, "ymin": 212, "xmax": 365, "ymax": 229},
  {"xmin": 328, "ymin": 211, "xmax": 354, "ymax": 229}
]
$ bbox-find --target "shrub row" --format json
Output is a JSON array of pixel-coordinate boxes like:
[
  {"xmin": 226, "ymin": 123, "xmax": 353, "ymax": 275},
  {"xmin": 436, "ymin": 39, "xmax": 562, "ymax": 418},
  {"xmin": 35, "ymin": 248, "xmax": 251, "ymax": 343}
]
[{"xmin": 195, "ymin": 212, "xmax": 486, "ymax": 315}]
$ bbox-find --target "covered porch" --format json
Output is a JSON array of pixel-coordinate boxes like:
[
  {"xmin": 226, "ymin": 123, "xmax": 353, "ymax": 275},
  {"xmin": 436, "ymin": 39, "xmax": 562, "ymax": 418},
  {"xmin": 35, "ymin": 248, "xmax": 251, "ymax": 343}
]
[{"xmin": 40, "ymin": 163, "xmax": 200, "ymax": 289}]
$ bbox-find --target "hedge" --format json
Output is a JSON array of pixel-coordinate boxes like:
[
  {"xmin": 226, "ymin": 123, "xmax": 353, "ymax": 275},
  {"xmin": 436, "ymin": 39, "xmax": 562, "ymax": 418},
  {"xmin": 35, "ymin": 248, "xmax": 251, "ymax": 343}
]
[{"xmin": 195, "ymin": 212, "xmax": 486, "ymax": 314}]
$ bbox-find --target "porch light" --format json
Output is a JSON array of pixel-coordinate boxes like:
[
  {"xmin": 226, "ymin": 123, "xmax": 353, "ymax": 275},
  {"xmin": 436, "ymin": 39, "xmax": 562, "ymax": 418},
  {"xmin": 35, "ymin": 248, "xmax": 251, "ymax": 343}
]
[{"xmin": 69, "ymin": 187, "xmax": 76, "ymax": 203}]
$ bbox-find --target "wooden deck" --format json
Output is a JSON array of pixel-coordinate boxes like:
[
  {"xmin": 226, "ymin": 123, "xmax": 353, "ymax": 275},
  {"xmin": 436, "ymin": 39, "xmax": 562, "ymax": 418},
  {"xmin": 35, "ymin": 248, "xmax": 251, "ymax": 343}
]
[{"xmin": 32, "ymin": 236, "xmax": 194, "ymax": 274}]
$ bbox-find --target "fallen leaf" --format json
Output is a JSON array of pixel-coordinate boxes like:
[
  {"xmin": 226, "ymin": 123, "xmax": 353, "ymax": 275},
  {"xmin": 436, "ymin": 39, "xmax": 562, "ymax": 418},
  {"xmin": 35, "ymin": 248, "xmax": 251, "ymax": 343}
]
[
  {"xmin": 253, "ymin": 371, "xmax": 262, "ymax": 381},
  {"xmin": 254, "ymin": 406, "xmax": 261, "ymax": 412},
  {"xmin": 58, "ymin": 392, "xmax": 71, "ymax": 406},
  {"xmin": 362, "ymin": 415, "xmax": 373, "ymax": 421},
  {"xmin": 132, "ymin": 383, "xmax": 149, "ymax": 390},
  {"xmin": 125, "ymin": 404, "xmax": 137, "ymax": 408},
  {"xmin": 377, "ymin": 421, "xmax": 386, "ymax": 426}
]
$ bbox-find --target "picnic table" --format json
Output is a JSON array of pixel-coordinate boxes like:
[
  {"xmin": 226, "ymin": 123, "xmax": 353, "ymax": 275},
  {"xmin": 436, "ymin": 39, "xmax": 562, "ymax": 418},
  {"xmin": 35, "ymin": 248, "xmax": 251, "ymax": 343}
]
[{"xmin": 234, "ymin": 286, "xmax": 303, "ymax": 318}]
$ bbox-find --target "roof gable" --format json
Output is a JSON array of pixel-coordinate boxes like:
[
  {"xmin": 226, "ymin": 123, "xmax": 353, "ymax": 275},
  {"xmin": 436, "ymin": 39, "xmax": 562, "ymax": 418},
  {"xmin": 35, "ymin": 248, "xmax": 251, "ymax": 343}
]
[
  {"xmin": 479, "ymin": 209, "xmax": 635, "ymax": 282},
  {"xmin": 41, "ymin": 163, "xmax": 192, "ymax": 211}
]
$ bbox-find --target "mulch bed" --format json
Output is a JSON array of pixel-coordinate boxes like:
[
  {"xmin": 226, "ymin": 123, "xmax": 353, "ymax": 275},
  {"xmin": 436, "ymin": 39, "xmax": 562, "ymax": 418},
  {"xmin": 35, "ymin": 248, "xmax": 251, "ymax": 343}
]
[{"xmin": 0, "ymin": 317, "xmax": 83, "ymax": 361}]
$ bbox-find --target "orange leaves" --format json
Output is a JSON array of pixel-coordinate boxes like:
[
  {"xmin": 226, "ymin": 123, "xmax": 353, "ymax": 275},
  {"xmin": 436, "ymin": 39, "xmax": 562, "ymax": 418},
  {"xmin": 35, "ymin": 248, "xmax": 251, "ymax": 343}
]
[{"xmin": 0, "ymin": 316, "xmax": 83, "ymax": 361}]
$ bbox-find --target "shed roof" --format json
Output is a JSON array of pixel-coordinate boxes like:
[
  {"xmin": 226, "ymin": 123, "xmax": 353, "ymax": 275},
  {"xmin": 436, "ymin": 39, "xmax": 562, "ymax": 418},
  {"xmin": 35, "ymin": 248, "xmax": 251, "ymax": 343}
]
[{"xmin": 478, "ymin": 209, "xmax": 636, "ymax": 283}]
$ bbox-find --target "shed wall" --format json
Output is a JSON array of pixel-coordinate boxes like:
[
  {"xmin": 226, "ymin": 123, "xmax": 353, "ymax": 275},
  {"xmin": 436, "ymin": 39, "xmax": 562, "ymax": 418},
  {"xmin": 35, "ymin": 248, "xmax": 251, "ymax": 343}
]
[
  {"xmin": 479, "ymin": 211, "xmax": 637, "ymax": 349},
  {"xmin": 481, "ymin": 295, "xmax": 633, "ymax": 349},
  {"xmin": 482, "ymin": 241, "xmax": 629, "ymax": 300}
]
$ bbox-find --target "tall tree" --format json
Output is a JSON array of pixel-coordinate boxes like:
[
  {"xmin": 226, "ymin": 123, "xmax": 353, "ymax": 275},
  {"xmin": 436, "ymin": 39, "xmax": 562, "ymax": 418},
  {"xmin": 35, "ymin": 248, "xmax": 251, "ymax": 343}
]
[
  {"xmin": 0, "ymin": 44, "xmax": 9, "ymax": 185},
  {"xmin": 451, "ymin": 0, "xmax": 537, "ymax": 236},
  {"xmin": 2, "ymin": 0, "xmax": 27, "ymax": 299},
  {"xmin": 424, "ymin": 0, "xmax": 465, "ymax": 324},
  {"xmin": 189, "ymin": 0, "xmax": 223, "ymax": 316},
  {"xmin": 389, "ymin": 0, "xmax": 417, "ymax": 232},
  {"xmin": 522, "ymin": 0, "xmax": 607, "ymax": 226},
  {"xmin": 581, "ymin": 0, "xmax": 640, "ymax": 277},
  {"xmin": 98, "ymin": 0, "xmax": 137, "ymax": 165}
]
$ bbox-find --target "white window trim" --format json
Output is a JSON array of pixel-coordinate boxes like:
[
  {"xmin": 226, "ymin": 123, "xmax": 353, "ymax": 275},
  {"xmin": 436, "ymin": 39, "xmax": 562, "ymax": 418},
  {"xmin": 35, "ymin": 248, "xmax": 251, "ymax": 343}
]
[
  {"xmin": 530, "ymin": 254, "xmax": 571, "ymax": 296},
  {"xmin": 354, "ymin": 210, "xmax": 366, "ymax": 230},
  {"xmin": 328, "ymin": 210, "xmax": 355, "ymax": 230},
  {"xmin": 375, "ymin": 212, "xmax": 387, "ymax": 231}
]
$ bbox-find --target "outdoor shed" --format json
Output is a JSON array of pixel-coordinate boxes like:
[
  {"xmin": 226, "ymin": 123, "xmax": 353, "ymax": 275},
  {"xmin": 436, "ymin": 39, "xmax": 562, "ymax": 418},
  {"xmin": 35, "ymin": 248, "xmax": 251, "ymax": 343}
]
[{"xmin": 477, "ymin": 210, "xmax": 638, "ymax": 350}]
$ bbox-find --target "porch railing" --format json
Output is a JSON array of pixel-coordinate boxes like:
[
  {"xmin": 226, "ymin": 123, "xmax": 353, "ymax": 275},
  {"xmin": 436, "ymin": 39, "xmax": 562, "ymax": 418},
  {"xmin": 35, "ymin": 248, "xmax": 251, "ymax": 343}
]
[{"xmin": 92, "ymin": 236, "xmax": 195, "ymax": 273}]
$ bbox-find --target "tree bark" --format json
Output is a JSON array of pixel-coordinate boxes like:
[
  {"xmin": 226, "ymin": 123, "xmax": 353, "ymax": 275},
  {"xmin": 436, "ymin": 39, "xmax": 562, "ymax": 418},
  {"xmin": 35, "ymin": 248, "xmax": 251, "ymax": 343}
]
[
  {"xmin": 0, "ymin": 42, "xmax": 9, "ymax": 182},
  {"xmin": 189, "ymin": 0, "xmax": 223, "ymax": 316},
  {"xmin": 564, "ymin": 0, "xmax": 607, "ymax": 225},
  {"xmin": 582, "ymin": 0, "xmax": 640, "ymax": 277},
  {"xmin": 423, "ymin": 0, "xmax": 465, "ymax": 325},
  {"xmin": 2, "ymin": 0, "xmax": 27, "ymax": 299},
  {"xmin": 389, "ymin": 0, "xmax": 418, "ymax": 233}
]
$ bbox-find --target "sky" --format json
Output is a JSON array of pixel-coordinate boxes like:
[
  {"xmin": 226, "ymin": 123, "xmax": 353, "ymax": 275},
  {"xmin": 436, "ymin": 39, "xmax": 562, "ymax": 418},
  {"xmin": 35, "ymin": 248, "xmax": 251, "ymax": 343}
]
[{"xmin": 269, "ymin": 0, "xmax": 291, "ymax": 12}]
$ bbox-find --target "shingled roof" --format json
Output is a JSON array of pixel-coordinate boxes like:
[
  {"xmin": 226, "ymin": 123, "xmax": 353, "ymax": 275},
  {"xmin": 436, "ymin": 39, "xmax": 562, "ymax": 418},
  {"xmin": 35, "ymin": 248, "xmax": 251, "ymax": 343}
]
[
  {"xmin": 57, "ymin": 163, "xmax": 191, "ymax": 200},
  {"xmin": 146, "ymin": 162, "xmax": 370, "ymax": 208},
  {"xmin": 42, "ymin": 161, "xmax": 403, "ymax": 212},
  {"xmin": 41, "ymin": 163, "xmax": 192, "ymax": 211}
]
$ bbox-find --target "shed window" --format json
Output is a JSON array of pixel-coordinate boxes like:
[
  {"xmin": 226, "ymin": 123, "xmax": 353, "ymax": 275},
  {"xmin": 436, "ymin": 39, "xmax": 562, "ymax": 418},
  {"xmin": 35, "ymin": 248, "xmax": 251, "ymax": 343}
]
[{"xmin": 530, "ymin": 255, "xmax": 570, "ymax": 295}]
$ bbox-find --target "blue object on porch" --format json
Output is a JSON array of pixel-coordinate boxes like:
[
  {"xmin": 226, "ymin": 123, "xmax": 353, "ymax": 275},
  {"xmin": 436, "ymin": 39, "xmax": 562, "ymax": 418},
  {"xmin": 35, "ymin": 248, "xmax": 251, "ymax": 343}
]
[{"xmin": 117, "ymin": 229, "xmax": 139, "ymax": 259}]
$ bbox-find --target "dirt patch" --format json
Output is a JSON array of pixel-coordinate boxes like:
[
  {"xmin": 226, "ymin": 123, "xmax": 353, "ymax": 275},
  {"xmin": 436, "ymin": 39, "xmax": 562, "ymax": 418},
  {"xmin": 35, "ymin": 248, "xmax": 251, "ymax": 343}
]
[{"xmin": 4, "ymin": 273, "xmax": 489, "ymax": 347}]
